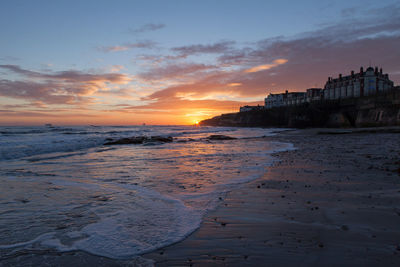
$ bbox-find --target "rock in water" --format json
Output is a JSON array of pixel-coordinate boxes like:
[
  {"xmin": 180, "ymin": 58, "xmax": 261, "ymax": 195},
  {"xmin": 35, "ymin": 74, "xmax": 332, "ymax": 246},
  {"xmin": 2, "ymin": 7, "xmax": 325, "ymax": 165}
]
[
  {"xmin": 149, "ymin": 136, "xmax": 173, "ymax": 143},
  {"xmin": 104, "ymin": 136, "xmax": 173, "ymax": 145},
  {"xmin": 104, "ymin": 136, "xmax": 146, "ymax": 145},
  {"xmin": 206, "ymin": 135, "xmax": 237, "ymax": 140}
]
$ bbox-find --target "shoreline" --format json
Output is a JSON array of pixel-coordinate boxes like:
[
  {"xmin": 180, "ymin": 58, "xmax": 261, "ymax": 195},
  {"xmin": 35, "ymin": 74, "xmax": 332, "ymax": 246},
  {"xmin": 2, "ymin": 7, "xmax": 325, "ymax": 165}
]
[{"xmin": 145, "ymin": 128, "xmax": 400, "ymax": 266}]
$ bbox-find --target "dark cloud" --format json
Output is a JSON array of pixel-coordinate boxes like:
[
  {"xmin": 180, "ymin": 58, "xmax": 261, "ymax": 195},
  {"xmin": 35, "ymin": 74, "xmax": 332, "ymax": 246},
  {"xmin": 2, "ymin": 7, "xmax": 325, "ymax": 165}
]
[
  {"xmin": 97, "ymin": 40, "xmax": 157, "ymax": 52},
  {"xmin": 130, "ymin": 23, "xmax": 166, "ymax": 34},
  {"xmin": 0, "ymin": 80, "xmax": 77, "ymax": 104},
  {"xmin": 171, "ymin": 41, "xmax": 235, "ymax": 57},
  {"xmin": 138, "ymin": 63, "xmax": 216, "ymax": 81},
  {"xmin": 0, "ymin": 64, "xmax": 131, "ymax": 84},
  {"xmin": 0, "ymin": 109, "xmax": 99, "ymax": 118},
  {"xmin": 0, "ymin": 65, "xmax": 131, "ymax": 105},
  {"xmin": 136, "ymin": 54, "xmax": 188, "ymax": 64}
]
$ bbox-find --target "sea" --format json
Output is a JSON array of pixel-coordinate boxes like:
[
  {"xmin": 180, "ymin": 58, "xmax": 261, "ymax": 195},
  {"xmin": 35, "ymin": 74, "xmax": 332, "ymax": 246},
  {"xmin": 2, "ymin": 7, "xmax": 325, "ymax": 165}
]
[{"xmin": 0, "ymin": 125, "xmax": 293, "ymax": 261}]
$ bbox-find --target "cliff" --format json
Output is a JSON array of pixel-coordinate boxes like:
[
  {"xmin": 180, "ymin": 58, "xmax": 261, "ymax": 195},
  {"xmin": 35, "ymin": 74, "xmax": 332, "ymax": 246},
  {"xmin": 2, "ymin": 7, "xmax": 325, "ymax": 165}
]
[{"xmin": 200, "ymin": 89, "xmax": 400, "ymax": 128}]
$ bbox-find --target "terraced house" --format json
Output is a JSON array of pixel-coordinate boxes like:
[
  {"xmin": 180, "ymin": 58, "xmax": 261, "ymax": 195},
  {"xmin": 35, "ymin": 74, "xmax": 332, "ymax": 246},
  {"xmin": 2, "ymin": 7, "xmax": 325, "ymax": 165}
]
[
  {"xmin": 323, "ymin": 66, "xmax": 394, "ymax": 100},
  {"xmin": 260, "ymin": 66, "xmax": 395, "ymax": 111}
]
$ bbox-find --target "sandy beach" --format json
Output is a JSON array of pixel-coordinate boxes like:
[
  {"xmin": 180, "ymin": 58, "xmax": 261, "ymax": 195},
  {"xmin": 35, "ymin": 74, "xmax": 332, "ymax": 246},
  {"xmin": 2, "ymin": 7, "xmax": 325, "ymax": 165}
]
[{"xmin": 145, "ymin": 128, "xmax": 400, "ymax": 266}]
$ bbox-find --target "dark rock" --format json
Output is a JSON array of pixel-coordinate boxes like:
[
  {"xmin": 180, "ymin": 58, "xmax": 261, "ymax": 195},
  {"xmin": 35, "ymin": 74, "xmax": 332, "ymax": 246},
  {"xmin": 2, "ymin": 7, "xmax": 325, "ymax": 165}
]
[
  {"xmin": 149, "ymin": 136, "xmax": 173, "ymax": 143},
  {"xmin": 341, "ymin": 225, "xmax": 349, "ymax": 231},
  {"xmin": 206, "ymin": 135, "xmax": 237, "ymax": 140},
  {"xmin": 56, "ymin": 224, "xmax": 68, "ymax": 230},
  {"xmin": 15, "ymin": 198, "xmax": 30, "ymax": 203},
  {"xmin": 104, "ymin": 136, "xmax": 146, "ymax": 145},
  {"xmin": 104, "ymin": 136, "xmax": 172, "ymax": 145}
]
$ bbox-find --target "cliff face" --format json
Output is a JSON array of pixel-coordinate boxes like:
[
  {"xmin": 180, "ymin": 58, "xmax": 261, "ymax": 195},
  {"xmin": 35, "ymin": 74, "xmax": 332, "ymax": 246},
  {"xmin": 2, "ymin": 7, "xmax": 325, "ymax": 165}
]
[{"xmin": 201, "ymin": 90, "xmax": 400, "ymax": 128}]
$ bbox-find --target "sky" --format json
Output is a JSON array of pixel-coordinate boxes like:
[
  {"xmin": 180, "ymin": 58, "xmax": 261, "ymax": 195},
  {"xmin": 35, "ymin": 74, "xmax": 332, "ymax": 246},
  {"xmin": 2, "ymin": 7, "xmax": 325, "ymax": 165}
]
[{"xmin": 0, "ymin": 0, "xmax": 399, "ymax": 125}]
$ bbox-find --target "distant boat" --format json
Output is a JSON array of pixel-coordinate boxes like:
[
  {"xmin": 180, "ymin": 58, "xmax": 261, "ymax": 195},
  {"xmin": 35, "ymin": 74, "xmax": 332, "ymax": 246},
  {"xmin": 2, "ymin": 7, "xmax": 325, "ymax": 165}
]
[
  {"xmin": 142, "ymin": 123, "xmax": 146, "ymax": 126},
  {"xmin": 45, "ymin": 123, "xmax": 53, "ymax": 127}
]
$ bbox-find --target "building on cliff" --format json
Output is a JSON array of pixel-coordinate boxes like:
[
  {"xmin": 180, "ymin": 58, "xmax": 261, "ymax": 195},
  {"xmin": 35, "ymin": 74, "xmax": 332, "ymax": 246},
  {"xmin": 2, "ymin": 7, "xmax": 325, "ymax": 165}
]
[
  {"xmin": 324, "ymin": 66, "xmax": 394, "ymax": 100},
  {"xmin": 261, "ymin": 66, "xmax": 395, "ymax": 110},
  {"xmin": 264, "ymin": 92, "xmax": 284, "ymax": 109},
  {"xmin": 306, "ymin": 88, "xmax": 323, "ymax": 102},
  {"xmin": 264, "ymin": 89, "xmax": 321, "ymax": 109}
]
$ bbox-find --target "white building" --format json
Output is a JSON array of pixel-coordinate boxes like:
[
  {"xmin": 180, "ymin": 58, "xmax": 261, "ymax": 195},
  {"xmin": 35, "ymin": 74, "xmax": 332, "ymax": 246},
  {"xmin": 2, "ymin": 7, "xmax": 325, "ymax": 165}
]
[
  {"xmin": 324, "ymin": 66, "xmax": 394, "ymax": 100},
  {"xmin": 264, "ymin": 91, "xmax": 308, "ymax": 109},
  {"xmin": 265, "ymin": 93, "xmax": 284, "ymax": 109},
  {"xmin": 306, "ymin": 88, "xmax": 323, "ymax": 102},
  {"xmin": 285, "ymin": 92, "xmax": 306, "ymax": 106}
]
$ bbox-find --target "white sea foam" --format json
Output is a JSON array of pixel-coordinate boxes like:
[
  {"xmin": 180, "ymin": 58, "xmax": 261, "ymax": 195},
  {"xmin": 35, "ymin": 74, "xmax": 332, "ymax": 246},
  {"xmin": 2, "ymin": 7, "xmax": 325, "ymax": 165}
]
[{"xmin": 0, "ymin": 232, "xmax": 56, "ymax": 249}]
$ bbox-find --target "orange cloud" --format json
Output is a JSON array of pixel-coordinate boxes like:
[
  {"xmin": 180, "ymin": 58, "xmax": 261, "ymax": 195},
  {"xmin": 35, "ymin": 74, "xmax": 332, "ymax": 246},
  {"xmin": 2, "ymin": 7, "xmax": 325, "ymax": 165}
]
[
  {"xmin": 227, "ymin": 82, "xmax": 242, "ymax": 87},
  {"xmin": 110, "ymin": 65, "xmax": 124, "ymax": 72},
  {"xmin": 245, "ymin": 58, "xmax": 288, "ymax": 73}
]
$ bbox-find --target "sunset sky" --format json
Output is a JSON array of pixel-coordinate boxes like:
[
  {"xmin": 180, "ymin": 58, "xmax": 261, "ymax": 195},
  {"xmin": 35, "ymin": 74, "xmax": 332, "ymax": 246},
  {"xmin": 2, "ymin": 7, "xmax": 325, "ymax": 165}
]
[{"xmin": 1, "ymin": 0, "xmax": 399, "ymax": 125}]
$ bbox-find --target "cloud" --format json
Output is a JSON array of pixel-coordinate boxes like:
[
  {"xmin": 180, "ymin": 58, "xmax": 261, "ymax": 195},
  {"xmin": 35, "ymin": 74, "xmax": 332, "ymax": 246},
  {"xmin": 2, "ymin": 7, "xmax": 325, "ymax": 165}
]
[
  {"xmin": 227, "ymin": 83, "xmax": 242, "ymax": 87},
  {"xmin": 97, "ymin": 40, "xmax": 157, "ymax": 52},
  {"xmin": 0, "ymin": 65, "xmax": 132, "ymax": 105},
  {"xmin": 138, "ymin": 63, "xmax": 216, "ymax": 81},
  {"xmin": 0, "ymin": 64, "xmax": 131, "ymax": 84},
  {"xmin": 110, "ymin": 65, "xmax": 124, "ymax": 72},
  {"xmin": 130, "ymin": 23, "xmax": 165, "ymax": 33},
  {"xmin": 119, "ymin": 97, "xmax": 261, "ymax": 113},
  {"xmin": 171, "ymin": 41, "xmax": 235, "ymax": 57},
  {"xmin": 244, "ymin": 59, "xmax": 288, "ymax": 73}
]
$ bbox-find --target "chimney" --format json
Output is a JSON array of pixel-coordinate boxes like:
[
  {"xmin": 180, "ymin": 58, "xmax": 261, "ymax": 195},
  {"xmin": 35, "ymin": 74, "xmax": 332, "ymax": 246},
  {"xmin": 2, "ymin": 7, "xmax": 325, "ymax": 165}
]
[
  {"xmin": 360, "ymin": 67, "xmax": 364, "ymax": 73},
  {"xmin": 375, "ymin": 67, "xmax": 378, "ymax": 74},
  {"xmin": 351, "ymin": 70, "xmax": 354, "ymax": 77},
  {"xmin": 380, "ymin": 68, "xmax": 383, "ymax": 74},
  {"xmin": 339, "ymin": 74, "xmax": 342, "ymax": 80}
]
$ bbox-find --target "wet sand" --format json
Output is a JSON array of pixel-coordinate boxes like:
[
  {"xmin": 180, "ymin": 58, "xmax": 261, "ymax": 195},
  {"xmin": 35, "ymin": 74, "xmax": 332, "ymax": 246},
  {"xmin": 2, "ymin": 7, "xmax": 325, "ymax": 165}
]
[{"xmin": 145, "ymin": 129, "xmax": 400, "ymax": 266}]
